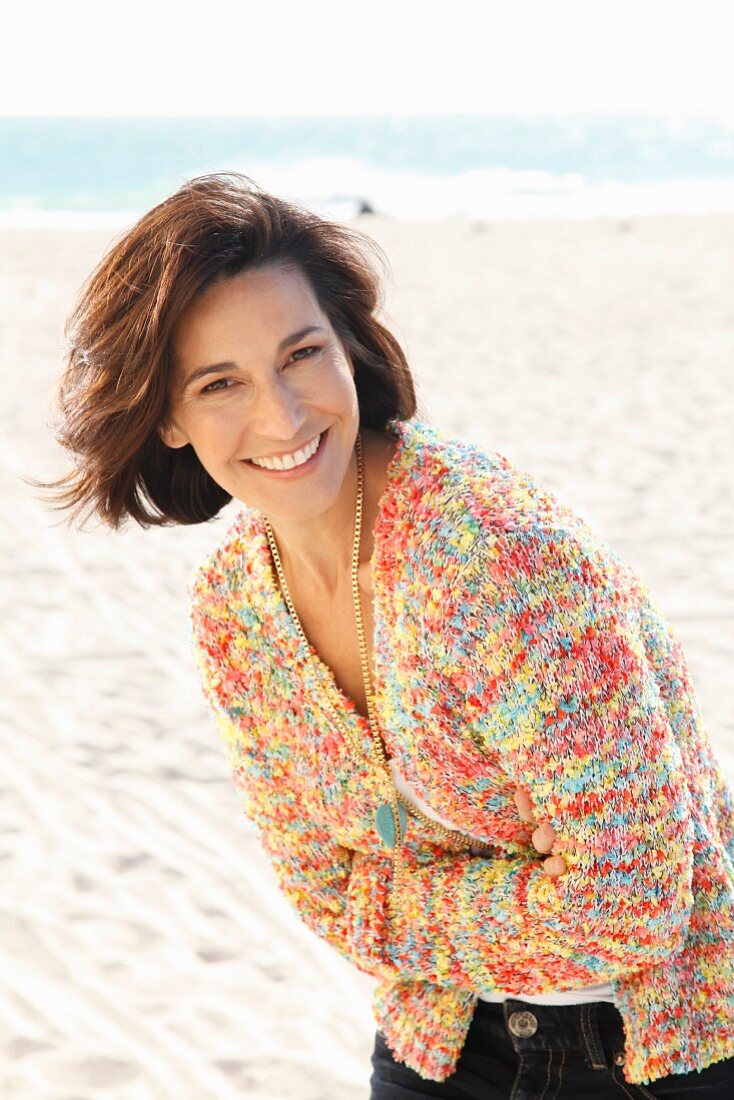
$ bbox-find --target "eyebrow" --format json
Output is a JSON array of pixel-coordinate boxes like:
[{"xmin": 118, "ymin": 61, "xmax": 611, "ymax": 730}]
[{"xmin": 181, "ymin": 325, "xmax": 329, "ymax": 389}]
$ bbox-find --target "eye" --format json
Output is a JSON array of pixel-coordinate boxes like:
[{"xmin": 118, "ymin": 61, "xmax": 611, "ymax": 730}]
[
  {"xmin": 288, "ymin": 345, "xmax": 319, "ymax": 363},
  {"xmin": 200, "ymin": 377, "xmax": 232, "ymax": 394}
]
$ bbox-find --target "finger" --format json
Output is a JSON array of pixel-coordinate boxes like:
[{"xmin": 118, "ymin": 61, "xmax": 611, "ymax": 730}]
[
  {"xmin": 513, "ymin": 789, "xmax": 538, "ymax": 825},
  {"xmin": 531, "ymin": 822, "xmax": 556, "ymax": 854},
  {"xmin": 513, "ymin": 789, "xmax": 533, "ymax": 813},
  {"xmin": 543, "ymin": 855, "xmax": 567, "ymax": 876}
]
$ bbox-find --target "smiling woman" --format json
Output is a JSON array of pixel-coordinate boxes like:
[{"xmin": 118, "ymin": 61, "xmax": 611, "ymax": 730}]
[
  {"xmin": 37, "ymin": 171, "xmax": 415, "ymax": 530},
  {"xmin": 159, "ymin": 264, "xmax": 367, "ymax": 564},
  {"xmin": 35, "ymin": 171, "xmax": 734, "ymax": 1098}
]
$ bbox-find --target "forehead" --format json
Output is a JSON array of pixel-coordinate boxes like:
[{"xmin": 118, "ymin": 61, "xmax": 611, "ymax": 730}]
[
  {"xmin": 172, "ymin": 263, "xmax": 327, "ymax": 364},
  {"xmin": 189, "ymin": 264, "xmax": 319, "ymax": 323}
]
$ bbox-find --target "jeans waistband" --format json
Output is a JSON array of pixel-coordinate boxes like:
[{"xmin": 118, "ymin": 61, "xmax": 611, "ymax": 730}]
[{"xmin": 473, "ymin": 997, "xmax": 627, "ymax": 1071}]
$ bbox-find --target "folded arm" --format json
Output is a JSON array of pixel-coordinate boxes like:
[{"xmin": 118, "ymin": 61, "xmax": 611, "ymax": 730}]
[
  {"xmin": 195, "ymin": 678, "xmax": 661, "ymax": 995},
  {"xmin": 377, "ymin": 523, "xmax": 697, "ymax": 989},
  {"xmin": 188, "ymin": 520, "xmax": 695, "ymax": 994},
  {"xmin": 433, "ymin": 523, "xmax": 696, "ymax": 970}
]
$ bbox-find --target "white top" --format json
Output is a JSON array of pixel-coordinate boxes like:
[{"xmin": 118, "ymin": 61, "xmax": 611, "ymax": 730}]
[{"xmin": 388, "ymin": 759, "xmax": 616, "ymax": 1005}]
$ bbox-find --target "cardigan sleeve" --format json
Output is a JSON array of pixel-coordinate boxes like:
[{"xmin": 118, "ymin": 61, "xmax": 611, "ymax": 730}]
[
  {"xmin": 394, "ymin": 521, "xmax": 696, "ymax": 982},
  {"xmin": 186, "ymin": 594, "xmax": 400, "ymax": 985},
  {"xmin": 187, "ymin": 524, "xmax": 697, "ymax": 997}
]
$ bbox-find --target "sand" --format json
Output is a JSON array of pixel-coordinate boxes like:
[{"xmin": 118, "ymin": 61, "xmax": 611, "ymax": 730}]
[{"xmin": 1, "ymin": 213, "xmax": 733, "ymax": 1099}]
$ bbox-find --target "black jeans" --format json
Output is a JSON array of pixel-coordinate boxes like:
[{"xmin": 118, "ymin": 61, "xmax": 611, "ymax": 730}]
[{"xmin": 369, "ymin": 997, "xmax": 734, "ymax": 1098}]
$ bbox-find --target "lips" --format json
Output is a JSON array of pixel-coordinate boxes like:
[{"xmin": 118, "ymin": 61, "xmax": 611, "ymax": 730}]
[{"xmin": 244, "ymin": 427, "xmax": 329, "ymax": 472}]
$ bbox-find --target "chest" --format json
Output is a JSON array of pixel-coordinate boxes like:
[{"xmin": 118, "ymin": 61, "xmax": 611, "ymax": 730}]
[
  {"xmin": 226, "ymin": 548, "xmax": 526, "ymax": 853},
  {"xmin": 280, "ymin": 561, "xmax": 384, "ymax": 743}
]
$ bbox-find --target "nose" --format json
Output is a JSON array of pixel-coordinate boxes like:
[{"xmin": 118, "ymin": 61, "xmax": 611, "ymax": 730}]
[{"xmin": 248, "ymin": 374, "xmax": 308, "ymax": 442}]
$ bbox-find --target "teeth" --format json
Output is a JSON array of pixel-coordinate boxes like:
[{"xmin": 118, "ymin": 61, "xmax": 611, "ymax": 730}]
[{"xmin": 250, "ymin": 433, "xmax": 321, "ymax": 471}]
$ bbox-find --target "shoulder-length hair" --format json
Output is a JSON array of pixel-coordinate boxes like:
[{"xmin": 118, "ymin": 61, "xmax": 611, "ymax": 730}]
[{"xmin": 37, "ymin": 171, "xmax": 417, "ymax": 528}]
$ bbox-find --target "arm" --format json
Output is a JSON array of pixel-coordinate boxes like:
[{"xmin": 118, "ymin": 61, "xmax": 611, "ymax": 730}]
[
  {"xmin": 423, "ymin": 523, "xmax": 695, "ymax": 968},
  {"xmin": 186, "ymin": 575, "xmax": 404, "ymax": 984},
  {"xmin": 378, "ymin": 524, "xmax": 696, "ymax": 990},
  {"xmin": 188, "ymin": 526, "xmax": 694, "ymax": 996},
  {"xmin": 193, "ymin": 657, "xmax": 648, "ymax": 994},
  {"xmin": 187, "ymin": 602, "xmax": 392, "ymax": 983}
]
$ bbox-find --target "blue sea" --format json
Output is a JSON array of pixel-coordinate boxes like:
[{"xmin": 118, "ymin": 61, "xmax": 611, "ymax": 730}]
[{"xmin": 2, "ymin": 113, "xmax": 734, "ymax": 226}]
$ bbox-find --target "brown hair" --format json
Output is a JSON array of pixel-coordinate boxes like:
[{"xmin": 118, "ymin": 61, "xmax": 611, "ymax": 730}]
[{"xmin": 37, "ymin": 171, "xmax": 417, "ymax": 529}]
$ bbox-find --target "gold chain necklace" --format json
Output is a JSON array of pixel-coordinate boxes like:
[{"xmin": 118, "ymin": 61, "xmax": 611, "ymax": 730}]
[{"xmin": 263, "ymin": 430, "xmax": 493, "ymax": 917}]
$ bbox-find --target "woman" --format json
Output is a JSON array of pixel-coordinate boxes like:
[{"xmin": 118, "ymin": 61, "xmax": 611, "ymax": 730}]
[{"xmin": 41, "ymin": 171, "xmax": 734, "ymax": 1098}]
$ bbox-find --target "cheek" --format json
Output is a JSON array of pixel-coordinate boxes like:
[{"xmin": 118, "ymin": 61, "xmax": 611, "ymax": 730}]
[
  {"xmin": 184, "ymin": 407, "xmax": 243, "ymax": 461},
  {"xmin": 330, "ymin": 362, "xmax": 359, "ymax": 402}
]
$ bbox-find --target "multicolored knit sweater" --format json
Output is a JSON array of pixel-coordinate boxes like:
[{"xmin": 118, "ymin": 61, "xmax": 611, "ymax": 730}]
[{"xmin": 187, "ymin": 417, "xmax": 734, "ymax": 1087}]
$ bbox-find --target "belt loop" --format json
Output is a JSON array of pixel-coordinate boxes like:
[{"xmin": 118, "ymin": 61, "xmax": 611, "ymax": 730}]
[{"xmin": 578, "ymin": 1003, "xmax": 609, "ymax": 1071}]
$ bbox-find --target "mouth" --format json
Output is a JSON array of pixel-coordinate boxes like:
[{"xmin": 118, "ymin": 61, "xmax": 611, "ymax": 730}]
[{"xmin": 243, "ymin": 428, "xmax": 329, "ymax": 476}]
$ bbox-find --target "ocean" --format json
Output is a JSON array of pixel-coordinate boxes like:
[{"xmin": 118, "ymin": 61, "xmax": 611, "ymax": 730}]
[{"xmin": 2, "ymin": 113, "xmax": 734, "ymax": 226}]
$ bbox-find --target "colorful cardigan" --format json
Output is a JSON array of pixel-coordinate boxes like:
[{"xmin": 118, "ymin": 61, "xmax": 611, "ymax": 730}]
[{"xmin": 187, "ymin": 417, "xmax": 734, "ymax": 1086}]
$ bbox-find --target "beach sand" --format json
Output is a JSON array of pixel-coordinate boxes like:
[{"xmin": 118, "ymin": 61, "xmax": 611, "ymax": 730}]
[{"xmin": 1, "ymin": 213, "xmax": 732, "ymax": 1099}]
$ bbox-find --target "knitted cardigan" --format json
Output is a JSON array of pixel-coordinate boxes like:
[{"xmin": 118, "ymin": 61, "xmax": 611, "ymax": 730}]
[{"xmin": 187, "ymin": 417, "xmax": 734, "ymax": 1087}]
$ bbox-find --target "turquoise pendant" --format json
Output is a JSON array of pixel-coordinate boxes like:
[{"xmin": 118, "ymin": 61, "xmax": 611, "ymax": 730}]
[{"xmin": 375, "ymin": 800, "xmax": 407, "ymax": 849}]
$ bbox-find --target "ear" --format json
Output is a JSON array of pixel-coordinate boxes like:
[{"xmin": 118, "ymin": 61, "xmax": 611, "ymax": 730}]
[{"xmin": 157, "ymin": 420, "xmax": 190, "ymax": 449}]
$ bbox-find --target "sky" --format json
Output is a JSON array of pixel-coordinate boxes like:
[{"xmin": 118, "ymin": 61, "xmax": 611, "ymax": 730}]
[{"xmin": 3, "ymin": 0, "xmax": 734, "ymax": 117}]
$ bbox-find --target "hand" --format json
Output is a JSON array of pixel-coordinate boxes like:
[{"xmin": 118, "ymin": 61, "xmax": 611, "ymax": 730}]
[{"xmin": 513, "ymin": 789, "xmax": 567, "ymax": 877}]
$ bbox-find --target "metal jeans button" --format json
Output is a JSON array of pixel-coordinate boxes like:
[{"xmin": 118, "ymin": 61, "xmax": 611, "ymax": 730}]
[
  {"xmin": 508, "ymin": 1010, "xmax": 538, "ymax": 1037},
  {"xmin": 614, "ymin": 1051, "xmax": 625, "ymax": 1066}
]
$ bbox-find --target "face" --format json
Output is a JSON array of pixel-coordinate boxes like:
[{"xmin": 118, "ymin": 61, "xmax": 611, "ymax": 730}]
[{"xmin": 161, "ymin": 263, "xmax": 360, "ymax": 523}]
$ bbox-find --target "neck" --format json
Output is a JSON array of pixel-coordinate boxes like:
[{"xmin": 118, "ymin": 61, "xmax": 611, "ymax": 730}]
[{"xmin": 265, "ymin": 433, "xmax": 372, "ymax": 600}]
